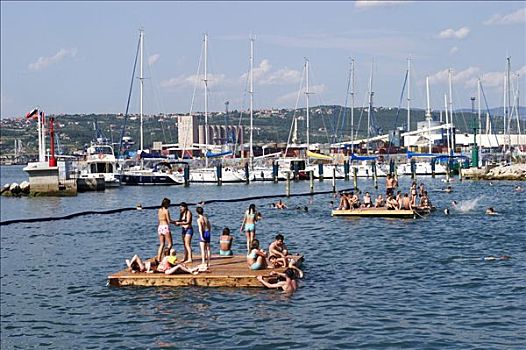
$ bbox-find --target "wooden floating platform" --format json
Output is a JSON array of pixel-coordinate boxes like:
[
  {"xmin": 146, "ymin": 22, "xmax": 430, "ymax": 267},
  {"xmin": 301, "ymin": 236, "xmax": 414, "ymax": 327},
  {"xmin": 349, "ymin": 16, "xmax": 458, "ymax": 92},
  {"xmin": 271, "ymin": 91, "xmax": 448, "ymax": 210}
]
[
  {"xmin": 331, "ymin": 207, "xmax": 434, "ymax": 218},
  {"xmin": 108, "ymin": 254, "xmax": 304, "ymax": 288}
]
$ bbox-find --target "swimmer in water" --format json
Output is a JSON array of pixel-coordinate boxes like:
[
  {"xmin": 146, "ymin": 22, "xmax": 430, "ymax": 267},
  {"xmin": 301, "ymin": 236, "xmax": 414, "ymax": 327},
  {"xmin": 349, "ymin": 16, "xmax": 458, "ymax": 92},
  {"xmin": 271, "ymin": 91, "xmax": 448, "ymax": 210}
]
[
  {"xmin": 275, "ymin": 200, "xmax": 287, "ymax": 209},
  {"xmin": 485, "ymin": 207, "xmax": 498, "ymax": 216},
  {"xmin": 444, "ymin": 208, "xmax": 450, "ymax": 215},
  {"xmin": 515, "ymin": 185, "xmax": 524, "ymax": 192},
  {"xmin": 443, "ymin": 186, "xmax": 453, "ymax": 193}
]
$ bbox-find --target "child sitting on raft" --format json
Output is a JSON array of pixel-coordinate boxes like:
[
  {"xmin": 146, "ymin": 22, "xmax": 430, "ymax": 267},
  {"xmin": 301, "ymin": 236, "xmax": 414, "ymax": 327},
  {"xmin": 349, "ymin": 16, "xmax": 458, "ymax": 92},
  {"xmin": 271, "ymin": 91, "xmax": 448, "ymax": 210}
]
[
  {"xmin": 246, "ymin": 239, "xmax": 267, "ymax": 270},
  {"xmin": 219, "ymin": 227, "xmax": 233, "ymax": 256}
]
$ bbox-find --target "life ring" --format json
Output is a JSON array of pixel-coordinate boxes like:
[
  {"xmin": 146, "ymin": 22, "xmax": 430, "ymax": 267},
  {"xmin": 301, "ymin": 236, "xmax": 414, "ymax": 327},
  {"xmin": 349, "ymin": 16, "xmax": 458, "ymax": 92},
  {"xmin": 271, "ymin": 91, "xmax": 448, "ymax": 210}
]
[
  {"xmin": 98, "ymin": 153, "xmax": 104, "ymax": 160},
  {"xmin": 177, "ymin": 168, "xmax": 183, "ymax": 173}
]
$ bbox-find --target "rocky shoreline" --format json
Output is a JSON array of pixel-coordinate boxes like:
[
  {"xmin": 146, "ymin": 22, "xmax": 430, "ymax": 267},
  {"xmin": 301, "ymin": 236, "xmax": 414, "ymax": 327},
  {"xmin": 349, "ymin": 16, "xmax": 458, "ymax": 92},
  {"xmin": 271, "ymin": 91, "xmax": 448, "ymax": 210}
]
[{"xmin": 462, "ymin": 163, "xmax": 526, "ymax": 181}]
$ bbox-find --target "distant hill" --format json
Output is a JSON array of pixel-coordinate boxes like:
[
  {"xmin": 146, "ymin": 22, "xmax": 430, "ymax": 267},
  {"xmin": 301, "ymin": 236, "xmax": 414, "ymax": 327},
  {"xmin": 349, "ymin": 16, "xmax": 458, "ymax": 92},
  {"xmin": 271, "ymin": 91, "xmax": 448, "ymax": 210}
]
[
  {"xmin": 1, "ymin": 105, "xmax": 524, "ymax": 156},
  {"xmin": 456, "ymin": 106, "xmax": 526, "ymax": 119}
]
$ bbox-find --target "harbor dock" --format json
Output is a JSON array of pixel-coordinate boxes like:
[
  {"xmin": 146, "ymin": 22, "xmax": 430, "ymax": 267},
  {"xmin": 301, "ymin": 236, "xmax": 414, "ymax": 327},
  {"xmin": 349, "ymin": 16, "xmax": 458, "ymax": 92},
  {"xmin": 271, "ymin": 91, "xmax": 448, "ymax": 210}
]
[{"xmin": 108, "ymin": 254, "xmax": 304, "ymax": 288}]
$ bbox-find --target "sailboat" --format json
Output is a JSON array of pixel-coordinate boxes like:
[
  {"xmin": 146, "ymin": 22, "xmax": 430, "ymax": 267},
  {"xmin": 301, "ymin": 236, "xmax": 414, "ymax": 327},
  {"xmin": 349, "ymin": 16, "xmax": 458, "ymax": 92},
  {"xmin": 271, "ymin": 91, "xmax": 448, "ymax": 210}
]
[
  {"xmin": 189, "ymin": 34, "xmax": 246, "ymax": 184},
  {"xmin": 397, "ymin": 75, "xmax": 447, "ymax": 176},
  {"xmin": 118, "ymin": 29, "xmax": 184, "ymax": 185}
]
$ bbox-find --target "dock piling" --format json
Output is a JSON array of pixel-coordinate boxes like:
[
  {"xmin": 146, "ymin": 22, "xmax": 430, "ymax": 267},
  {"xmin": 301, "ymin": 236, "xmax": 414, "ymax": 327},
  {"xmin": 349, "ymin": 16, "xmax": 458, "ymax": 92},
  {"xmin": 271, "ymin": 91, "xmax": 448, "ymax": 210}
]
[
  {"xmin": 353, "ymin": 166, "xmax": 358, "ymax": 191},
  {"xmin": 272, "ymin": 161, "xmax": 279, "ymax": 183},
  {"xmin": 184, "ymin": 164, "xmax": 190, "ymax": 187},
  {"xmin": 244, "ymin": 162, "xmax": 250, "ymax": 184},
  {"xmin": 309, "ymin": 170, "xmax": 314, "ymax": 194},
  {"xmin": 344, "ymin": 161, "xmax": 349, "ymax": 181},
  {"xmin": 216, "ymin": 164, "xmax": 222, "ymax": 186},
  {"xmin": 286, "ymin": 172, "xmax": 291, "ymax": 197},
  {"xmin": 318, "ymin": 163, "xmax": 324, "ymax": 181},
  {"xmin": 372, "ymin": 160, "xmax": 378, "ymax": 190},
  {"xmin": 332, "ymin": 167, "xmax": 336, "ymax": 193}
]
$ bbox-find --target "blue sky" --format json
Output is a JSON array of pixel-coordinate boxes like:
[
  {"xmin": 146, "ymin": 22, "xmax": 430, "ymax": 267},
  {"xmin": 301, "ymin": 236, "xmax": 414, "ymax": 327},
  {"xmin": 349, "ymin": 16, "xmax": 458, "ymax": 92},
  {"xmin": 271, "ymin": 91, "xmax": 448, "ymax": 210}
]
[{"xmin": 1, "ymin": 1, "xmax": 525, "ymax": 118}]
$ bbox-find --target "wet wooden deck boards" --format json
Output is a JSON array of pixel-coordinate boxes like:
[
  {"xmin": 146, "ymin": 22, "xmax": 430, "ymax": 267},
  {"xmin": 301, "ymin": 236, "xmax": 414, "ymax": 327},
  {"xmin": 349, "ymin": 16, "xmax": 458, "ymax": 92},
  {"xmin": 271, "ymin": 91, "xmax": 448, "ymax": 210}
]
[{"xmin": 108, "ymin": 254, "xmax": 304, "ymax": 288}]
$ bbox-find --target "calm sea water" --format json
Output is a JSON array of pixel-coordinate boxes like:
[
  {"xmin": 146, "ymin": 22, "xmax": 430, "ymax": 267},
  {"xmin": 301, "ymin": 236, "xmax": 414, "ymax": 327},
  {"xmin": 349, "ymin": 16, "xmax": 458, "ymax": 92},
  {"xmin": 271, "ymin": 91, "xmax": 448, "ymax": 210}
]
[{"xmin": 1, "ymin": 165, "xmax": 525, "ymax": 349}]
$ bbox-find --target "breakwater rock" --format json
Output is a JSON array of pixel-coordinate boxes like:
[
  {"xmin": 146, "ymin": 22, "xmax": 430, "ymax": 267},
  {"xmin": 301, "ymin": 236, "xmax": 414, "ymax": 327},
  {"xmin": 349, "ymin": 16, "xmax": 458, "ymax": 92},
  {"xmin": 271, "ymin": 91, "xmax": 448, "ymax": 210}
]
[{"xmin": 463, "ymin": 163, "xmax": 526, "ymax": 180}]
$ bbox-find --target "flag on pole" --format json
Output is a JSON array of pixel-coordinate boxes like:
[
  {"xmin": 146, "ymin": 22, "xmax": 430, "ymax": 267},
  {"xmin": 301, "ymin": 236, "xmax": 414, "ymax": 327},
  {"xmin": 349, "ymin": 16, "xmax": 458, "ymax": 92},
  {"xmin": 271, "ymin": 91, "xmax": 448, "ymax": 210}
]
[{"xmin": 25, "ymin": 108, "xmax": 38, "ymax": 119}]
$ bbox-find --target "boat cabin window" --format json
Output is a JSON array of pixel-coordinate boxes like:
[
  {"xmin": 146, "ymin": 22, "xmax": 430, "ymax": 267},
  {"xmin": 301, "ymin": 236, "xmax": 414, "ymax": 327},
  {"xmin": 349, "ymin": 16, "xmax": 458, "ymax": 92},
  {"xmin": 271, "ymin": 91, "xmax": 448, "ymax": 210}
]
[{"xmin": 91, "ymin": 163, "xmax": 113, "ymax": 173}]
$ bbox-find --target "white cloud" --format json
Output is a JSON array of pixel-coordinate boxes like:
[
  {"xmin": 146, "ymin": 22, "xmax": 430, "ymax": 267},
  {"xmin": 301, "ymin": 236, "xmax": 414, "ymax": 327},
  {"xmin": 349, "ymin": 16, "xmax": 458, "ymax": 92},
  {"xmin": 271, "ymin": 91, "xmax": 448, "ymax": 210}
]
[
  {"xmin": 161, "ymin": 73, "xmax": 226, "ymax": 89},
  {"xmin": 437, "ymin": 27, "xmax": 470, "ymax": 39},
  {"xmin": 241, "ymin": 59, "xmax": 302, "ymax": 85},
  {"xmin": 484, "ymin": 8, "xmax": 526, "ymax": 25},
  {"xmin": 148, "ymin": 54, "xmax": 160, "ymax": 66},
  {"xmin": 449, "ymin": 46, "xmax": 459, "ymax": 55},
  {"xmin": 428, "ymin": 65, "xmax": 526, "ymax": 89},
  {"xmin": 240, "ymin": 59, "xmax": 272, "ymax": 82},
  {"xmin": 428, "ymin": 67, "xmax": 480, "ymax": 86},
  {"xmin": 469, "ymin": 65, "xmax": 526, "ymax": 88},
  {"xmin": 355, "ymin": 1, "xmax": 411, "ymax": 9},
  {"xmin": 28, "ymin": 48, "xmax": 77, "ymax": 71}
]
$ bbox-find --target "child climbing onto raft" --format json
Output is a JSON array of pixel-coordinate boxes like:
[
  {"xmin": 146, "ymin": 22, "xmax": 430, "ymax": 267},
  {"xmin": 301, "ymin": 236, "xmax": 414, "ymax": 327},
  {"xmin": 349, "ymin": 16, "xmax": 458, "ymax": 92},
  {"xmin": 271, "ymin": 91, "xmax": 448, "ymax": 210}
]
[{"xmin": 257, "ymin": 268, "xmax": 298, "ymax": 294}]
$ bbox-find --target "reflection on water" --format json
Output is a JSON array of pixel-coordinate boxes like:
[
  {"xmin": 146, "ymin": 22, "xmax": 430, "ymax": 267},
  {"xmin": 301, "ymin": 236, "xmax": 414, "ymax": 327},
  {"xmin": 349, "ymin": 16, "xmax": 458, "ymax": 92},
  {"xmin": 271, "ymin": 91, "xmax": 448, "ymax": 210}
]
[{"xmin": 1, "ymin": 165, "xmax": 525, "ymax": 349}]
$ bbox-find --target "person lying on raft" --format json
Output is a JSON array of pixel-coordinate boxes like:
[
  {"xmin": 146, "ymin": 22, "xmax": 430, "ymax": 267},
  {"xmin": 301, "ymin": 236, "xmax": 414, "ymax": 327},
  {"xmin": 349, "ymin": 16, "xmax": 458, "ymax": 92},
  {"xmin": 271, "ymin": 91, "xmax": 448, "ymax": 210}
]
[
  {"xmin": 164, "ymin": 263, "xmax": 200, "ymax": 275},
  {"xmin": 126, "ymin": 254, "xmax": 156, "ymax": 273},
  {"xmin": 257, "ymin": 268, "xmax": 298, "ymax": 294},
  {"xmin": 156, "ymin": 248, "xmax": 179, "ymax": 273},
  {"xmin": 247, "ymin": 239, "xmax": 267, "ymax": 270}
]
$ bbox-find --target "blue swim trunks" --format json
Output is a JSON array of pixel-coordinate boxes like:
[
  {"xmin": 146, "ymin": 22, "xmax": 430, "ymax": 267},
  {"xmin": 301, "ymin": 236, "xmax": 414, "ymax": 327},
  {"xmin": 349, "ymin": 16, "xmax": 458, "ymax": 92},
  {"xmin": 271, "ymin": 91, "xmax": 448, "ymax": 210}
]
[
  {"xmin": 182, "ymin": 226, "xmax": 194, "ymax": 236},
  {"xmin": 201, "ymin": 230, "xmax": 211, "ymax": 243},
  {"xmin": 245, "ymin": 223, "xmax": 255, "ymax": 232}
]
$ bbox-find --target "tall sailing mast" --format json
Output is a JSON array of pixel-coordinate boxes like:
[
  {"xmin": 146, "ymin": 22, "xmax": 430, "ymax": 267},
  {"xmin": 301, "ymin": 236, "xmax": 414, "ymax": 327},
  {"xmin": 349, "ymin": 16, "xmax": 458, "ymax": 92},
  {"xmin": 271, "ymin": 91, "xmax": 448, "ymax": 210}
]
[
  {"xmin": 350, "ymin": 58, "xmax": 355, "ymax": 154},
  {"xmin": 407, "ymin": 57, "xmax": 411, "ymax": 131},
  {"xmin": 139, "ymin": 28, "xmax": 144, "ymax": 154},
  {"xmin": 367, "ymin": 59, "xmax": 374, "ymax": 154},
  {"xmin": 204, "ymin": 33, "xmax": 209, "ymax": 167},
  {"xmin": 305, "ymin": 58, "xmax": 310, "ymax": 150},
  {"xmin": 448, "ymin": 68, "xmax": 454, "ymax": 155},
  {"xmin": 249, "ymin": 36, "xmax": 254, "ymax": 168},
  {"xmin": 425, "ymin": 76, "xmax": 432, "ymax": 153},
  {"xmin": 444, "ymin": 94, "xmax": 451, "ymax": 156}
]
